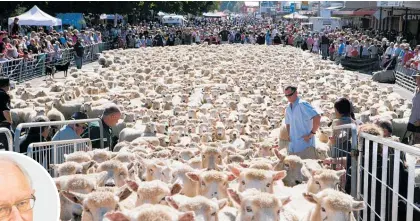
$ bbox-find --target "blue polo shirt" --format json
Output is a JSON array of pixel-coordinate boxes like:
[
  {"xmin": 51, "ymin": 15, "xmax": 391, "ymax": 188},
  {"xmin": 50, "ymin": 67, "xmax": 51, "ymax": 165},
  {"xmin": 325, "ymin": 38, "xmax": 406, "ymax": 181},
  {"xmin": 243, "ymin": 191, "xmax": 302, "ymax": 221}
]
[
  {"xmin": 52, "ymin": 125, "xmax": 80, "ymax": 141},
  {"xmin": 285, "ymin": 98, "xmax": 320, "ymax": 153},
  {"xmin": 338, "ymin": 43, "xmax": 345, "ymax": 55}
]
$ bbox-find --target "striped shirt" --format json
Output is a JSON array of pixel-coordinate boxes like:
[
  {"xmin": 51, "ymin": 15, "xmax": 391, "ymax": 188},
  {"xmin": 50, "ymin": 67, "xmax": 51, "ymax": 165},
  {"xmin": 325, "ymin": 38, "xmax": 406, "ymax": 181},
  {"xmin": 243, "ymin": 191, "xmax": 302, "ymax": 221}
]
[{"xmin": 409, "ymin": 87, "xmax": 420, "ymax": 124}]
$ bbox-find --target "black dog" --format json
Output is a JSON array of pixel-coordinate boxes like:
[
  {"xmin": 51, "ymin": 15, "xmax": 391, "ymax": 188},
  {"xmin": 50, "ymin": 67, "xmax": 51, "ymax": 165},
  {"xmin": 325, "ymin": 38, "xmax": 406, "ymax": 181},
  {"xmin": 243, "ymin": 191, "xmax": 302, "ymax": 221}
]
[
  {"xmin": 45, "ymin": 65, "xmax": 56, "ymax": 78},
  {"xmin": 55, "ymin": 61, "xmax": 71, "ymax": 77}
]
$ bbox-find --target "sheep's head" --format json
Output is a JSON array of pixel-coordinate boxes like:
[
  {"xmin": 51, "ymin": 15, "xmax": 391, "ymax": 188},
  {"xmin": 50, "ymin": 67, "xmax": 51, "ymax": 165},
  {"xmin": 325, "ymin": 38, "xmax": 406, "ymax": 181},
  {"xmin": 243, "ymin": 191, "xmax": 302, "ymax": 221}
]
[
  {"xmin": 303, "ymin": 168, "xmax": 346, "ymax": 194},
  {"xmin": 186, "ymin": 170, "xmax": 236, "ymax": 200},
  {"xmin": 64, "ymin": 151, "xmax": 92, "ymax": 163},
  {"xmin": 228, "ymin": 188, "xmax": 291, "ymax": 221},
  {"xmin": 166, "ymin": 195, "xmax": 227, "ymax": 221},
  {"xmin": 62, "ymin": 185, "xmax": 132, "ymax": 221},
  {"xmin": 201, "ymin": 146, "xmax": 222, "ymax": 170},
  {"xmin": 254, "ymin": 143, "xmax": 274, "ymax": 158},
  {"xmin": 96, "ymin": 160, "xmax": 129, "ymax": 187},
  {"xmin": 50, "ymin": 161, "xmax": 95, "ymax": 176},
  {"xmin": 90, "ymin": 149, "xmax": 112, "ymax": 164},
  {"xmin": 228, "ymin": 166, "xmax": 286, "ymax": 193},
  {"xmin": 105, "ymin": 204, "xmax": 195, "ymax": 221},
  {"xmin": 273, "ymin": 149, "xmax": 304, "ymax": 187},
  {"xmin": 126, "ymin": 180, "xmax": 182, "ymax": 206},
  {"xmin": 303, "ymin": 189, "xmax": 365, "ymax": 221},
  {"xmin": 141, "ymin": 159, "xmax": 172, "ymax": 183},
  {"xmin": 171, "ymin": 165, "xmax": 199, "ymax": 197}
]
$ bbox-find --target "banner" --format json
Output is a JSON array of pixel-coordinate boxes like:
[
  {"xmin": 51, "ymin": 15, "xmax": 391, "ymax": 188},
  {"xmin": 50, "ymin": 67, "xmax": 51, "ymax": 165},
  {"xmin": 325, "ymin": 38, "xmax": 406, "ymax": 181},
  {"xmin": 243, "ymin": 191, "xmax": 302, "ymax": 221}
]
[{"xmin": 301, "ymin": 1, "xmax": 309, "ymax": 10}]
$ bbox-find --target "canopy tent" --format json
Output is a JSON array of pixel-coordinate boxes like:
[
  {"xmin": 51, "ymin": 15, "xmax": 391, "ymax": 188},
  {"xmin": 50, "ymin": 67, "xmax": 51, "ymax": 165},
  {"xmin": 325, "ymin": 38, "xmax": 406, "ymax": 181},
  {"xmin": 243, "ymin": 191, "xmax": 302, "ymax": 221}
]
[
  {"xmin": 283, "ymin": 12, "xmax": 308, "ymax": 19},
  {"xmin": 203, "ymin": 12, "xmax": 227, "ymax": 18},
  {"xmin": 99, "ymin": 14, "xmax": 123, "ymax": 20},
  {"xmin": 8, "ymin": 5, "xmax": 62, "ymax": 26}
]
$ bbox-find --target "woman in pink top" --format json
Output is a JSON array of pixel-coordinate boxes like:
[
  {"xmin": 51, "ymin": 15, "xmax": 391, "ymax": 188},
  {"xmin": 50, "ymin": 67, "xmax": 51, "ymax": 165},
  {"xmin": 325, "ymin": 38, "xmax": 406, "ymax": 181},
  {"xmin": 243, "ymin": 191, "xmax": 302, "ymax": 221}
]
[
  {"xmin": 307, "ymin": 35, "xmax": 314, "ymax": 52},
  {"xmin": 312, "ymin": 35, "xmax": 319, "ymax": 53}
]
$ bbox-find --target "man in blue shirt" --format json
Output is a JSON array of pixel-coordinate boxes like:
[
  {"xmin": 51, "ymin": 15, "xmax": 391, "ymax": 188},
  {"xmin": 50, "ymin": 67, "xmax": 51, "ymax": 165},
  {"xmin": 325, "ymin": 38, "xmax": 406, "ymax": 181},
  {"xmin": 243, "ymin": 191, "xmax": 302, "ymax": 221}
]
[
  {"xmin": 52, "ymin": 112, "xmax": 88, "ymax": 141},
  {"xmin": 284, "ymin": 85, "xmax": 321, "ymax": 159},
  {"xmin": 336, "ymin": 39, "xmax": 346, "ymax": 64}
]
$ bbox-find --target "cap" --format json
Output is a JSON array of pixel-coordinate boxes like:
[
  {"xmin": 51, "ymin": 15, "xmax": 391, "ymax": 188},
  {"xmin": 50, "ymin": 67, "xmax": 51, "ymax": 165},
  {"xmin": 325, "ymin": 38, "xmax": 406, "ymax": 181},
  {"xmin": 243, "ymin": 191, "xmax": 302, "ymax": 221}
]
[{"xmin": 70, "ymin": 112, "xmax": 88, "ymax": 120}]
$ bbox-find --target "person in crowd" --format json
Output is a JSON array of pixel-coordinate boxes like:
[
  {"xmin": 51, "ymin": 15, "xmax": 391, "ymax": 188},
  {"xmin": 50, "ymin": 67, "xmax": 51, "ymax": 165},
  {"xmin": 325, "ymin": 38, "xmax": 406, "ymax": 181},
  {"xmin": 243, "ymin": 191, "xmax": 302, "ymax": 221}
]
[
  {"xmin": 329, "ymin": 42, "xmax": 335, "ymax": 61},
  {"xmin": 273, "ymin": 33, "xmax": 281, "ymax": 45},
  {"xmin": 82, "ymin": 104, "xmax": 121, "ymax": 150},
  {"xmin": 306, "ymin": 34, "xmax": 313, "ymax": 52},
  {"xmin": 283, "ymin": 85, "xmax": 321, "ymax": 159},
  {"xmin": 312, "ymin": 34, "xmax": 319, "ymax": 54},
  {"xmin": 0, "ymin": 157, "xmax": 35, "ymax": 221},
  {"xmin": 10, "ymin": 18, "xmax": 21, "ymax": 36},
  {"xmin": 320, "ymin": 33, "xmax": 329, "ymax": 60},
  {"xmin": 52, "ymin": 112, "xmax": 88, "ymax": 141},
  {"xmin": 27, "ymin": 39, "xmax": 38, "ymax": 54},
  {"xmin": 406, "ymin": 73, "xmax": 420, "ymax": 144},
  {"xmin": 361, "ymin": 40, "xmax": 370, "ymax": 58},
  {"xmin": 74, "ymin": 38, "xmax": 84, "ymax": 69},
  {"xmin": 368, "ymin": 41, "xmax": 378, "ymax": 59},
  {"xmin": 19, "ymin": 116, "xmax": 50, "ymax": 154},
  {"xmin": 0, "ymin": 77, "xmax": 12, "ymax": 149}
]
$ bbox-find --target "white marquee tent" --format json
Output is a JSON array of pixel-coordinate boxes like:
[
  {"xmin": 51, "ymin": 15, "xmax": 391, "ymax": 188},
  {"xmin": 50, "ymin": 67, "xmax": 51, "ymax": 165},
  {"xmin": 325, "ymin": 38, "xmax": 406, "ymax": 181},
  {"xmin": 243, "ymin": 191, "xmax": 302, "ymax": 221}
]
[
  {"xmin": 283, "ymin": 12, "xmax": 309, "ymax": 19},
  {"xmin": 8, "ymin": 5, "xmax": 62, "ymax": 27}
]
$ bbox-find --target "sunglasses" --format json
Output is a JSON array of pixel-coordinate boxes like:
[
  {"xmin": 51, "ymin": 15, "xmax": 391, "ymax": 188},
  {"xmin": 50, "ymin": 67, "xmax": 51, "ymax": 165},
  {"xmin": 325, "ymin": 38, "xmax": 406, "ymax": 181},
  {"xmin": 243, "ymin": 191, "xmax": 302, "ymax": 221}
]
[{"xmin": 285, "ymin": 90, "xmax": 296, "ymax": 97}]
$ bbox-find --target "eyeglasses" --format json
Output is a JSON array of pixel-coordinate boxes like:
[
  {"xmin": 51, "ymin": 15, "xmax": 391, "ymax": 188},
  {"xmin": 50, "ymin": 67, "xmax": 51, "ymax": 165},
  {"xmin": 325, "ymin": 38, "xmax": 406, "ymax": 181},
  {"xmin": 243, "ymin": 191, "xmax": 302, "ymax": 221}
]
[
  {"xmin": 285, "ymin": 90, "xmax": 296, "ymax": 97},
  {"xmin": 0, "ymin": 195, "xmax": 36, "ymax": 218}
]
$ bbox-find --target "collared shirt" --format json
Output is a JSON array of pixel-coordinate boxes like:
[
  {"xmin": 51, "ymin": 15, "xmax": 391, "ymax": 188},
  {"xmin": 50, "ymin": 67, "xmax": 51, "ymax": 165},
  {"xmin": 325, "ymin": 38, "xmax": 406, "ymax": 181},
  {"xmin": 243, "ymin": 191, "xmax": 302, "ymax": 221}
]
[
  {"xmin": 52, "ymin": 125, "xmax": 80, "ymax": 141},
  {"xmin": 285, "ymin": 97, "xmax": 319, "ymax": 153}
]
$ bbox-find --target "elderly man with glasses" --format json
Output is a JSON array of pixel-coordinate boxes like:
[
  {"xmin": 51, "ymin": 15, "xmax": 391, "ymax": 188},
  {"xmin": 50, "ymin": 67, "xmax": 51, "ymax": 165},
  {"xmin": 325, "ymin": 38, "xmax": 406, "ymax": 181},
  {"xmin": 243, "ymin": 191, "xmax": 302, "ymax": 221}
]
[
  {"xmin": 283, "ymin": 85, "xmax": 321, "ymax": 159},
  {"xmin": 0, "ymin": 157, "xmax": 36, "ymax": 221}
]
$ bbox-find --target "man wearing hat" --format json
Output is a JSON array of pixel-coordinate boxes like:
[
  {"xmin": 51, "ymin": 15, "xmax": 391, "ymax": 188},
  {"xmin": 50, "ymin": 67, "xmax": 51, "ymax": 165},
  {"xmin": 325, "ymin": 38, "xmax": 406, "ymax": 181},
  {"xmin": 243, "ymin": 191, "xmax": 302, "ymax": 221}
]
[
  {"xmin": 0, "ymin": 77, "xmax": 12, "ymax": 150},
  {"xmin": 52, "ymin": 112, "xmax": 88, "ymax": 141}
]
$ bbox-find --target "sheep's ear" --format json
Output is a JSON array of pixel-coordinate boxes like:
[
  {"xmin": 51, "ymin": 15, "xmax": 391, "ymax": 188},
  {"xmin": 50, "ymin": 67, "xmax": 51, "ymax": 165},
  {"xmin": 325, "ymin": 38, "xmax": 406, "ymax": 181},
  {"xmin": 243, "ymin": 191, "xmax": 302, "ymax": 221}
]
[
  {"xmin": 116, "ymin": 185, "xmax": 132, "ymax": 202},
  {"xmin": 227, "ymin": 164, "xmax": 241, "ymax": 177},
  {"xmin": 274, "ymin": 149, "xmax": 286, "ymax": 161},
  {"xmin": 105, "ymin": 211, "xmax": 129, "ymax": 221},
  {"xmin": 126, "ymin": 180, "xmax": 139, "ymax": 192},
  {"xmin": 301, "ymin": 166, "xmax": 312, "ymax": 179},
  {"xmin": 303, "ymin": 192, "xmax": 317, "ymax": 204},
  {"xmin": 178, "ymin": 211, "xmax": 195, "ymax": 221},
  {"xmin": 279, "ymin": 196, "xmax": 292, "ymax": 206},
  {"xmin": 186, "ymin": 172, "xmax": 200, "ymax": 182},
  {"xmin": 272, "ymin": 170, "xmax": 287, "ymax": 181},
  {"xmin": 351, "ymin": 200, "xmax": 365, "ymax": 211},
  {"xmin": 226, "ymin": 172, "xmax": 237, "ymax": 182},
  {"xmin": 62, "ymin": 191, "xmax": 85, "ymax": 205},
  {"xmin": 216, "ymin": 199, "xmax": 228, "ymax": 210},
  {"xmin": 82, "ymin": 161, "xmax": 96, "ymax": 172},
  {"xmin": 50, "ymin": 164, "xmax": 60, "ymax": 170},
  {"xmin": 336, "ymin": 169, "xmax": 346, "ymax": 178},
  {"xmin": 165, "ymin": 196, "xmax": 179, "ymax": 209},
  {"xmin": 227, "ymin": 188, "xmax": 241, "ymax": 206},
  {"xmin": 170, "ymin": 183, "xmax": 182, "ymax": 195}
]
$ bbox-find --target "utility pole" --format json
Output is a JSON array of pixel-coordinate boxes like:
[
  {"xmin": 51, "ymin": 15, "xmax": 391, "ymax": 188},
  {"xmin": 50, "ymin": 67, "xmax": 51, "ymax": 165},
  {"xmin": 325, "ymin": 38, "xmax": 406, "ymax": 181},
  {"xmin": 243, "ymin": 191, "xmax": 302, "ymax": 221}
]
[{"xmin": 318, "ymin": 1, "xmax": 321, "ymax": 17}]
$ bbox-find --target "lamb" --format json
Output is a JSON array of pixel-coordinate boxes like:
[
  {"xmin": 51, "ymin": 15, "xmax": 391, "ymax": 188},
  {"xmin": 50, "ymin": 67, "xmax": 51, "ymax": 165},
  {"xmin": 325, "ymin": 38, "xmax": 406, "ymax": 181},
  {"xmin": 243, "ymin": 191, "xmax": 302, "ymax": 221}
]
[
  {"xmin": 302, "ymin": 189, "xmax": 365, "ymax": 221},
  {"xmin": 273, "ymin": 149, "xmax": 306, "ymax": 186},
  {"xmin": 52, "ymin": 98, "xmax": 83, "ymax": 119},
  {"xmin": 95, "ymin": 160, "xmax": 131, "ymax": 187},
  {"xmin": 50, "ymin": 161, "xmax": 96, "ymax": 177},
  {"xmin": 61, "ymin": 184, "xmax": 133, "ymax": 221},
  {"xmin": 64, "ymin": 151, "xmax": 92, "ymax": 163},
  {"xmin": 166, "ymin": 195, "xmax": 228, "ymax": 221},
  {"xmin": 171, "ymin": 164, "xmax": 200, "ymax": 197},
  {"xmin": 186, "ymin": 170, "xmax": 236, "ymax": 199},
  {"xmin": 201, "ymin": 146, "xmax": 223, "ymax": 170},
  {"xmin": 125, "ymin": 179, "xmax": 182, "ymax": 206},
  {"xmin": 227, "ymin": 188, "xmax": 298, "ymax": 221},
  {"xmin": 302, "ymin": 168, "xmax": 346, "ymax": 194},
  {"xmin": 119, "ymin": 122, "xmax": 157, "ymax": 142},
  {"xmin": 228, "ymin": 165, "xmax": 287, "ymax": 193},
  {"xmin": 105, "ymin": 204, "xmax": 195, "ymax": 221},
  {"xmin": 46, "ymin": 105, "xmax": 65, "ymax": 122}
]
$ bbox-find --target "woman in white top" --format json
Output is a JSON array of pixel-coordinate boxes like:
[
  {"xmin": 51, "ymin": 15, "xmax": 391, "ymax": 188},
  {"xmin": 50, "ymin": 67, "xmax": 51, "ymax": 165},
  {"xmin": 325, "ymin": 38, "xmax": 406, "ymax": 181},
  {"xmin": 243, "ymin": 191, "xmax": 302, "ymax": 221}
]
[
  {"xmin": 345, "ymin": 41, "xmax": 352, "ymax": 57},
  {"xmin": 384, "ymin": 42, "xmax": 395, "ymax": 59}
]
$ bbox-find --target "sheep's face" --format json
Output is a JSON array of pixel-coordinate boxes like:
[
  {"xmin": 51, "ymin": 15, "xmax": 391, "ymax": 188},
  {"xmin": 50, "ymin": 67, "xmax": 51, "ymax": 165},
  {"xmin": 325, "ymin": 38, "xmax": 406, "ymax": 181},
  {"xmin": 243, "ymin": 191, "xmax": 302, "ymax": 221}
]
[
  {"xmin": 229, "ymin": 167, "xmax": 286, "ymax": 193},
  {"xmin": 166, "ymin": 196, "xmax": 226, "ymax": 221},
  {"xmin": 91, "ymin": 150, "xmax": 111, "ymax": 164},
  {"xmin": 274, "ymin": 153, "xmax": 304, "ymax": 187},
  {"xmin": 51, "ymin": 161, "xmax": 95, "ymax": 177},
  {"xmin": 187, "ymin": 171, "xmax": 236, "ymax": 200},
  {"xmin": 146, "ymin": 122, "xmax": 157, "ymax": 134},
  {"xmin": 305, "ymin": 169, "xmax": 345, "ymax": 194},
  {"xmin": 62, "ymin": 189, "xmax": 131, "ymax": 221},
  {"xmin": 199, "ymin": 124, "xmax": 209, "ymax": 134},
  {"xmin": 171, "ymin": 166, "xmax": 199, "ymax": 197},
  {"xmin": 188, "ymin": 109, "xmax": 198, "ymax": 119},
  {"xmin": 255, "ymin": 145, "xmax": 273, "ymax": 158},
  {"xmin": 96, "ymin": 161, "xmax": 129, "ymax": 187},
  {"xmin": 105, "ymin": 204, "xmax": 195, "ymax": 221},
  {"xmin": 126, "ymin": 180, "xmax": 182, "ymax": 206},
  {"xmin": 228, "ymin": 188, "xmax": 290, "ymax": 221},
  {"xmin": 201, "ymin": 148, "xmax": 222, "ymax": 170},
  {"xmin": 145, "ymin": 163, "xmax": 172, "ymax": 183},
  {"xmin": 304, "ymin": 189, "xmax": 364, "ymax": 221}
]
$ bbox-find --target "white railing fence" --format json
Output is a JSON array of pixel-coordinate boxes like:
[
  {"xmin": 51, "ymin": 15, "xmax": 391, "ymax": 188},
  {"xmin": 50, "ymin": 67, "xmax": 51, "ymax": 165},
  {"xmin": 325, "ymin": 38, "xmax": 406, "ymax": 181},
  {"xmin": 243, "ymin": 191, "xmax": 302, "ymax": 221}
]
[
  {"xmin": 0, "ymin": 128, "xmax": 13, "ymax": 151},
  {"xmin": 358, "ymin": 132, "xmax": 420, "ymax": 221},
  {"xmin": 27, "ymin": 138, "xmax": 92, "ymax": 177},
  {"xmin": 14, "ymin": 118, "xmax": 104, "ymax": 153},
  {"xmin": 394, "ymin": 64, "xmax": 417, "ymax": 93}
]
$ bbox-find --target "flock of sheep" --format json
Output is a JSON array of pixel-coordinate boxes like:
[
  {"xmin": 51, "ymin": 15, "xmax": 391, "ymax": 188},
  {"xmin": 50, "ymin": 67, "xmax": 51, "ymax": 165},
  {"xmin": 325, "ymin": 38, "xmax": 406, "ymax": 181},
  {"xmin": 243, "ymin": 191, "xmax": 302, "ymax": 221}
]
[{"xmin": 8, "ymin": 43, "xmax": 416, "ymax": 221}]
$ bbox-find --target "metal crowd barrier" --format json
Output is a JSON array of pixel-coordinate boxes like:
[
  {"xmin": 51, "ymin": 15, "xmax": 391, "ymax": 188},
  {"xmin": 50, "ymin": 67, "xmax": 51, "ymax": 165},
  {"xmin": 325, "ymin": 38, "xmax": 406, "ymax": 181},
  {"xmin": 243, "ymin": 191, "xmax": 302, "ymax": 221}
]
[
  {"xmin": 0, "ymin": 42, "xmax": 108, "ymax": 83},
  {"xmin": 0, "ymin": 128, "xmax": 13, "ymax": 151},
  {"xmin": 14, "ymin": 118, "xmax": 104, "ymax": 153},
  {"xmin": 358, "ymin": 132, "xmax": 420, "ymax": 221},
  {"xmin": 27, "ymin": 138, "xmax": 92, "ymax": 177},
  {"xmin": 330, "ymin": 123, "xmax": 358, "ymax": 199},
  {"xmin": 394, "ymin": 63, "xmax": 418, "ymax": 93}
]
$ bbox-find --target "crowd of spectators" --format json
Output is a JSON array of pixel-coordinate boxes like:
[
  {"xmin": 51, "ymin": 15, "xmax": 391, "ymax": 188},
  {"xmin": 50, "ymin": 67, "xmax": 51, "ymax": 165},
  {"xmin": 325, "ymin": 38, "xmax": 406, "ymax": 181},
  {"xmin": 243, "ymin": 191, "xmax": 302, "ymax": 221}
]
[{"xmin": 0, "ymin": 18, "xmax": 103, "ymax": 62}]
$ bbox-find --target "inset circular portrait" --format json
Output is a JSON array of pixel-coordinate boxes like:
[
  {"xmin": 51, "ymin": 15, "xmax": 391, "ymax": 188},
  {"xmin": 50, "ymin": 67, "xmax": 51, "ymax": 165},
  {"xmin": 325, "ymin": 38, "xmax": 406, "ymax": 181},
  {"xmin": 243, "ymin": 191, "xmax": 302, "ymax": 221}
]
[{"xmin": 0, "ymin": 152, "xmax": 59, "ymax": 221}]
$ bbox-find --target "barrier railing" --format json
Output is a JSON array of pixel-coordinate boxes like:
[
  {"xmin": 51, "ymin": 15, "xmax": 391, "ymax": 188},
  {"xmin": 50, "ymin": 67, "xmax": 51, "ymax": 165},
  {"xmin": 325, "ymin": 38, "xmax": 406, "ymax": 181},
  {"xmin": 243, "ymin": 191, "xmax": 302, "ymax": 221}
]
[
  {"xmin": 27, "ymin": 138, "xmax": 92, "ymax": 177},
  {"xmin": 14, "ymin": 118, "xmax": 104, "ymax": 153},
  {"xmin": 330, "ymin": 123, "xmax": 358, "ymax": 199},
  {"xmin": 395, "ymin": 63, "xmax": 417, "ymax": 93},
  {"xmin": 0, "ymin": 42, "xmax": 108, "ymax": 83},
  {"xmin": 0, "ymin": 128, "xmax": 13, "ymax": 151},
  {"xmin": 358, "ymin": 132, "xmax": 420, "ymax": 221}
]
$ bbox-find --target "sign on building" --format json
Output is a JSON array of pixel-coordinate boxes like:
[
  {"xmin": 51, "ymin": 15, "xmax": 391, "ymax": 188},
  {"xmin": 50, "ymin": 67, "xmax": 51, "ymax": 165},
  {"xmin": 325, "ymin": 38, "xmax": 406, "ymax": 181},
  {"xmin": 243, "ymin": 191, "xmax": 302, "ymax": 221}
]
[
  {"xmin": 377, "ymin": 1, "xmax": 403, "ymax": 7},
  {"xmin": 403, "ymin": 14, "xmax": 420, "ymax": 20},
  {"xmin": 301, "ymin": 1, "xmax": 309, "ymax": 10}
]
